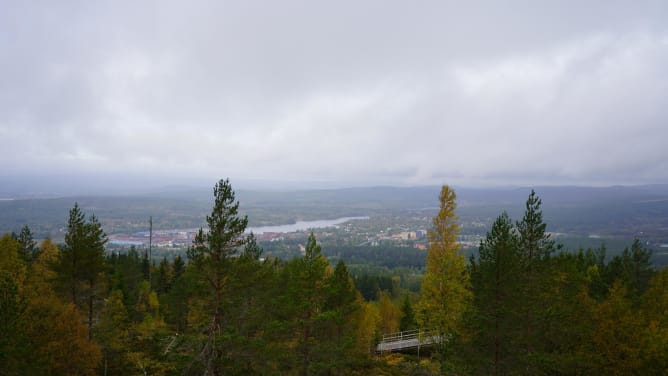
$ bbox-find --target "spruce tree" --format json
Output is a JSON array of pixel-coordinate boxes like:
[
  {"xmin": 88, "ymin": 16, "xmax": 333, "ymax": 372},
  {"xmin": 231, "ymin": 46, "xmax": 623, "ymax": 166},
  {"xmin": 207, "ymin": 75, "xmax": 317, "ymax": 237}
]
[
  {"xmin": 624, "ymin": 238, "xmax": 654, "ymax": 296},
  {"xmin": 317, "ymin": 260, "xmax": 361, "ymax": 374},
  {"xmin": 156, "ymin": 257, "xmax": 172, "ymax": 293},
  {"xmin": 399, "ymin": 295, "xmax": 417, "ymax": 332},
  {"xmin": 472, "ymin": 212, "xmax": 521, "ymax": 375},
  {"xmin": 172, "ymin": 254, "xmax": 185, "ymax": 281},
  {"xmin": 293, "ymin": 232, "xmax": 330, "ymax": 376}
]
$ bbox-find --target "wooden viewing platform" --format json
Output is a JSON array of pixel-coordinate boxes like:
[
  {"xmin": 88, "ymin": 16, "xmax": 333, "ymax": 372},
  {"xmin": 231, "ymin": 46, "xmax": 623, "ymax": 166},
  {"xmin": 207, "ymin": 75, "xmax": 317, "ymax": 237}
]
[{"xmin": 376, "ymin": 329, "xmax": 440, "ymax": 353}]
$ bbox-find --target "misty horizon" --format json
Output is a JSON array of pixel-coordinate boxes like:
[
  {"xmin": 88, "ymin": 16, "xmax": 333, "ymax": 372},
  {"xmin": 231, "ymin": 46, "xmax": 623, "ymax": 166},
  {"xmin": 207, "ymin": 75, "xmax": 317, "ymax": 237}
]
[{"xmin": 2, "ymin": 173, "xmax": 668, "ymax": 200}]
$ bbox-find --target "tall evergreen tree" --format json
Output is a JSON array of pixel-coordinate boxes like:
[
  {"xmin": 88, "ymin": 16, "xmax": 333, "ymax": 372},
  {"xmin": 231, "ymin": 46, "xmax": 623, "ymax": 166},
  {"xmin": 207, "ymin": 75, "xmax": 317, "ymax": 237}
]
[
  {"xmin": 17, "ymin": 225, "xmax": 36, "ymax": 264},
  {"xmin": 140, "ymin": 248, "xmax": 150, "ymax": 282},
  {"xmin": 291, "ymin": 232, "xmax": 330, "ymax": 376},
  {"xmin": 516, "ymin": 190, "xmax": 554, "ymax": 360},
  {"xmin": 219, "ymin": 238, "xmax": 276, "ymax": 374},
  {"xmin": 417, "ymin": 185, "xmax": 472, "ymax": 375},
  {"xmin": 399, "ymin": 295, "xmax": 417, "ymax": 332},
  {"xmin": 156, "ymin": 257, "xmax": 172, "ymax": 293},
  {"xmin": 242, "ymin": 232, "xmax": 263, "ymax": 260},
  {"xmin": 172, "ymin": 254, "xmax": 186, "ymax": 281},
  {"xmin": 471, "ymin": 212, "xmax": 521, "ymax": 375},
  {"xmin": 316, "ymin": 260, "xmax": 363, "ymax": 375},
  {"xmin": 622, "ymin": 239, "xmax": 654, "ymax": 297},
  {"xmin": 186, "ymin": 178, "xmax": 248, "ymax": 375},
  {"xmin": 55, "ymin": 203, "xmax": 108, "ymax": 340}
]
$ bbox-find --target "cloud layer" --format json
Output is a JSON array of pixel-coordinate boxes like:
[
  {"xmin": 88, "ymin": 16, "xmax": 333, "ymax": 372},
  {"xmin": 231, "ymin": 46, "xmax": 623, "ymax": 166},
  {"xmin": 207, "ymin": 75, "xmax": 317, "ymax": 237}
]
[{"xmin": 2, "ymin": 1, "xmax": 668, "ymax": 188}]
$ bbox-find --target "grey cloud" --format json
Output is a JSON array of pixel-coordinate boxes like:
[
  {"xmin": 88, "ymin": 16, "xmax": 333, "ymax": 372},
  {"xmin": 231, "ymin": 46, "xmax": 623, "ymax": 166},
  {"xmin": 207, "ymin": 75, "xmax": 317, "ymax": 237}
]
[{"xmin": 1, "ymin": 1, "xmax": 668, "ymax": 187}]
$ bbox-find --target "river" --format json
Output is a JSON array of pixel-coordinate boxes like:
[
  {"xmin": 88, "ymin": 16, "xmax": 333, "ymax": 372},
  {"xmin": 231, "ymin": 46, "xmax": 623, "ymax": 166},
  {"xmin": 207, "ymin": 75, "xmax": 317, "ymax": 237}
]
[{"xmin": 246, "ymin": 216, "xmax": 369, "ymax": 234}]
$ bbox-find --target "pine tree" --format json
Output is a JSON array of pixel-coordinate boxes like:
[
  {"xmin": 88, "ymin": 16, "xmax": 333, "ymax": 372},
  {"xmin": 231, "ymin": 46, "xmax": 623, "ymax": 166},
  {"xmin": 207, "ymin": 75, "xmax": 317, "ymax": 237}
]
[
  {"xmin": 516, "ymin": 190, "xmax": 554, "ymax": 360},
  {"xmin": 17, "ymin": 225, "xmax": 36, "ymax": 264},
  {"xmin": 221, "ymin": 238, "xmax": 276, "ymax": 374},
  {"xmin": 417, "ymin": 185, "xmax": 472, "ymax": 375},
  {"xmin": 242, "ymin": 232, "xmax": 263, "ymax": 260},
  {"xmin": 186, "ymin": 178, "xmax": 248, "ymax": 375},
  {"xmin": 54, "ymin": 203, "xmax": 108, "ymax": 340}
]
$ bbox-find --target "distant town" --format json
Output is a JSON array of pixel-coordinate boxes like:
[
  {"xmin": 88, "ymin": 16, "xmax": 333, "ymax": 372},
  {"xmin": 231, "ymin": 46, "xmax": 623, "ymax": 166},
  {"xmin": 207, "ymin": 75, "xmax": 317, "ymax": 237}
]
[{"xmin": 107, "ymin": 216, "xmax": 482, "ymax": 252}]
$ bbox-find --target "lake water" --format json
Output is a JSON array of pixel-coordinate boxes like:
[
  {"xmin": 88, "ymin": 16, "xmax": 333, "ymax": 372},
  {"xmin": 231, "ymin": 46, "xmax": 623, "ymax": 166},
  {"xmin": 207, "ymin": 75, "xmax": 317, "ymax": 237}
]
[
  {"xmin": 246, "ymin": 216, "xmax": 369, "ymax": 234},
  {"xmin": 109, "ymin": 240, "xmax": 145, "ymax": 246}
]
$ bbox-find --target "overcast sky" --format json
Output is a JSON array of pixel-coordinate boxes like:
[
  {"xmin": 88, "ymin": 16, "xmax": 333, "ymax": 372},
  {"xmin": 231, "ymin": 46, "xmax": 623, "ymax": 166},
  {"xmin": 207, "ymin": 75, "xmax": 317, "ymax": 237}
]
[{"xmin": 2, "ymin": 1, "xmax": 667, "ymax": 190}]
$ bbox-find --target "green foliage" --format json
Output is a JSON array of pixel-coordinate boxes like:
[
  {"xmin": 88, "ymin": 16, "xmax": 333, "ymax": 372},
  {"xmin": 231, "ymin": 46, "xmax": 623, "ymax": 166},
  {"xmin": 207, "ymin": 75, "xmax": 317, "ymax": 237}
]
[
  {"xmin": 172, "ymin": 254, "xmax": 185, "ymax": 279},
  {"xmin": 16, "ymin": 225, "xmax": 36, "ymax": 264},
  {"xmin": 185, "ymin": 178, "xmax": 255, "ymax": 374},
  {"xmin": 3, "ymin": 182, "xmax": 668, "ymax": 375},
  {"xmin": 399, "ymin": 295, "xmax": 417, "ymax": 332},
  {"xmin": 54, "ymin": 203, "xmax": 108, "ymax": 341},
  {"xmin": 96, "ymin": 289, "xmax": 131, "ymax": 373},
  {"xmin": 156, "ymin": 257, "xmax": 172, "ymax": 294},
  {"xmin": 515, "ymin": 190, "xmax": 556, "ymax": 370},
  {"xmin": 287, "ymin": 232, "xmax": 331, "ymax": 375},
  {"xmin": 0, "ymin": 270, "xmax": 26, "ymax": 374},
  {"xmin": 606, "ymin": 238, "xmax": 654, "ymax": 298},
  {"xmin": 242, "ymin": 232, "xmax": 263, "ymax": 260},
  {"xmin": 461, "ymin": 191, "xmax": 668, "ymax": 375},
  {"xmin": 469, "ymin": 212, "xmax": 522, "ymax": 374}
]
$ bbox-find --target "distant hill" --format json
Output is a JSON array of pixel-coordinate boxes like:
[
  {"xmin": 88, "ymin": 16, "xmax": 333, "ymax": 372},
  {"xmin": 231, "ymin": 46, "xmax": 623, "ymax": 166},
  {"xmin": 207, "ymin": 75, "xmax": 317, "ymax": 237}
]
[{"xmin": 1, "ymin": 184, "xmax": 667, "ymax": 245}]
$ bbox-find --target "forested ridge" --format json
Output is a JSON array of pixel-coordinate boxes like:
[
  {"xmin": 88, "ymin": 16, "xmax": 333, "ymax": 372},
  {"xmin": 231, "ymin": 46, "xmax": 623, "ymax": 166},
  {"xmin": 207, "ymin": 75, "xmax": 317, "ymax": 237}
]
[{"xmin": 1, "ymin": 179, "xmax": 666, "ymax": 375}]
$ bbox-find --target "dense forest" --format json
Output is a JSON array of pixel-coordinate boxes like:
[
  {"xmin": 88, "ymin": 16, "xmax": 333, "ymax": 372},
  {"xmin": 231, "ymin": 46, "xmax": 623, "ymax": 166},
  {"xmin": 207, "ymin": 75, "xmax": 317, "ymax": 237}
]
[{"xmin": 1, "ymin": 179, "xmax": 666, "ymax": 375}]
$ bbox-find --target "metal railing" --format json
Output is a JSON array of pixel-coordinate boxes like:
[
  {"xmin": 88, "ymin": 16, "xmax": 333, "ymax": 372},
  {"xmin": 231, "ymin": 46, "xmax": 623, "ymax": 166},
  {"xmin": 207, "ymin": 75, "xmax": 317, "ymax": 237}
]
[
  {"xmin": 376, "ymin": 329, "xmax": 440, "ymax": 353},
  {"xmin": 381, "ymin": 329, "xmax": 421, "ymax": 343}
]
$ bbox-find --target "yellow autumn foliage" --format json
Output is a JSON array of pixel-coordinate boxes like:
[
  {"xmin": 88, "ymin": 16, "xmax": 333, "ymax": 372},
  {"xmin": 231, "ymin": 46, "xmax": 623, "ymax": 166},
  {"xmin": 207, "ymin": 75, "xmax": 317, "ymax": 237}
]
[{"xmin": 417, "ymin": 186, "xmax": 472, "ymax": 338}]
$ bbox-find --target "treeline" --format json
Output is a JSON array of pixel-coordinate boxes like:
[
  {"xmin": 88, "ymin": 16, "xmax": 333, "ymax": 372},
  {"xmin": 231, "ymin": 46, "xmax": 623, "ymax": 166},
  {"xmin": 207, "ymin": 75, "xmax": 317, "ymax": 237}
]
[
  {"xmin": 2, "ymin": 180, "xmax": 667, "ymax": 375},
  {"xmin": 428, "ymin": 190, "xmax": 668, "ymax": 375},
  {"xmin": 0, "ymin": 179, "xmax": 408, "ymax": 375},
  {"xmin": 327, "ymin": 245, "xmax": 426, "ymax": 269}
]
